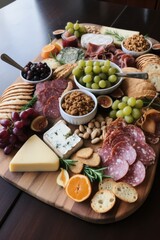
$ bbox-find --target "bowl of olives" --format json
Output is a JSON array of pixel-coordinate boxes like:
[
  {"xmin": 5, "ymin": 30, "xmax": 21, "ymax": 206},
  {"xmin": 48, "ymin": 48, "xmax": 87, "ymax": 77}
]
[
  {"xmin": 20, "ymin": 61, "xmax": 52, "ymax": 84},
  {"xmin": 73, "ymin": 60, "xmax": 123, "ymax": 95}
]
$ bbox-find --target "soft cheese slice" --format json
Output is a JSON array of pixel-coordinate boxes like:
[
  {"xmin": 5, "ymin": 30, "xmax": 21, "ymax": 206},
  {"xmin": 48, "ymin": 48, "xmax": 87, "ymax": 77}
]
[
  {"xmin": 100, "ymin": 26, "xmax": 139, "ymax": 45},
  {"xmin": 81, "ymin": 33, "xmax": 113, "ymax": 48},
  {"xmin": 9, "ymin": 135, "xmax": 59, "ymax": 172},
  {"xmin": 43, "ymin": 120, "xmax": 83, "ymax": 159}
]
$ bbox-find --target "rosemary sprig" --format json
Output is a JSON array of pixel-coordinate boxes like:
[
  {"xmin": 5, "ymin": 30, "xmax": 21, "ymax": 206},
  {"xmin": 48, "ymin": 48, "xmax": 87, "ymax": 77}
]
[
  {"xmin": 60, "ymin": 158, "xmax": 77, "ymax": 171},
  {"xmin": 105, "ymin": 29, "xmax": 125, "ymax": 41},
  {"xmin": 21, "ymin": 96, "xmax": 37, "ymax": 111},
  {"xmin": 83, "ymin": 166, "xmax": 109, "ymax": 182}
]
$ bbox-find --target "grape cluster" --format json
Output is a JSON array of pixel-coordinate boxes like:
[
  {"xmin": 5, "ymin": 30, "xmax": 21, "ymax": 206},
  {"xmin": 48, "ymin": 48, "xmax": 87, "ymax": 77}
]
[
  {"xmin": 65, "ymin": 21, "xmax": 87, "ymax": 38},
  {"xmin": 22, "ymin": 62, "xmax": 50, "ymax": 81},
  {"xmin": 109, "ymin": 96, "xmax": 144, "ymax": 123},
  {"xmin": 73, "ymin": 60, "xmax": 118, "ymax": 89},
  {"xmin": 0, "ymin": 108, "xmax": 38, "ymax": 155}
]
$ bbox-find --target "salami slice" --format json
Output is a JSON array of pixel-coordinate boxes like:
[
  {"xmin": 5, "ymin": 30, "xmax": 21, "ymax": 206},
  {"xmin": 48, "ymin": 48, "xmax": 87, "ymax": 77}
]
[
  {"xmin": 43, "ymin": 96, "xmax": 60, "ymax": 119},
  {"xmin": 104, "ymin": 157, "xmax": 129, "ymax": 181},
  {"xmin": 99, "ymin": 144, "xmax": 112, "ymax": 164},
  {"xmin": 124, "ymin": 124, "xmax": 146, "ymax": 143},
  {"xmin": 134, "ymin": 142, "xmax": 156, "ymax": 166},
  {"xmin": 121, "ymin": 160, "xmax": 146, "ymax": 186},
  {"xmin": 111, "ymin": 141, "xmax": 137, "ymax": 165}
]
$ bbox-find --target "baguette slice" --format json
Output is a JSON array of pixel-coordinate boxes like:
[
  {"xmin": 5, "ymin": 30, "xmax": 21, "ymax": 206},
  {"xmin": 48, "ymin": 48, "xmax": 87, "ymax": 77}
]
[
  {"xmin": 98, "ymin": 178, "xmax": 116, "ymax": 191},
  {"xmin": 91, "ymin": 190, "xmax": 116, "ymax": 213},
  {"xmin": 112, "ymin": 182, "xmax": 138, "ymax": 203}
]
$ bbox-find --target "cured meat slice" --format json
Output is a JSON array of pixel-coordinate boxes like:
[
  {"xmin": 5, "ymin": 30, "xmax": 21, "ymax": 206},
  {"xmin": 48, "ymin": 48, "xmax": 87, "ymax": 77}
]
[
  {"xmin": 134, "ymin": 142, "xmax": 156, "ymax": 166},
  {"xmin": 98, "ymin": 144, "xmax": 112, "ymax": 164},
  {"xmin": 111, "ymin": 141, "xmax": 137, "ymax": 165},
  {"xmin": 52, "ymin": 78, "xmax": 69, "ymax": 90},
  {"xmin": 121, "ymin": 160, "xmax": 146, "ymax": 186},
  {"xmin": 43, "ymin": 96, "xmax": 60, "ymax": 119},
  {"xmin": 104, "ymin": 157, "xmax": 129, "ymax": 181},
  {"xmin": 111, "ymin": 134, "xmax": 131, "ymax": 146},
  {"xmin": 124, "ymin": 124, "xmax": 146, "ymax": 143}
]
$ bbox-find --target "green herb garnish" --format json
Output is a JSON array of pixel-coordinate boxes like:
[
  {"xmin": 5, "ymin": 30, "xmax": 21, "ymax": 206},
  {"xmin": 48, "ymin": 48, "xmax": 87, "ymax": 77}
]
[
  {"xmin": 60, "ymin": 159, "xmax": 77, "ymax": 171},
  {"xmin": 21, "ymin": 96, "xmax": 37, "ymax": 111},
  {"xmin": 83, "ymin": 166, "xmax": 109, "ymax": 182},
  {"xmin": 105, "ymin": 29, "xmax": 125, "ymax": 41}
]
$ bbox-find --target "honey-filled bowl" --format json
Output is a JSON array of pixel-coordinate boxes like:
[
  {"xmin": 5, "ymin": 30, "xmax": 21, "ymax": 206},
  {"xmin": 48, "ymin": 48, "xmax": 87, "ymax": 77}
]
[
  {"xmin": 121, "ymin": 35, "xmax": 152, "ymax": 57},
  {"xmin": 59, "ymin": 89, "xmax": 98, "ymax": 125},
  {"xmin": 20, "ymin": 61, "xmax": 52, "ymax": 84},
  {"xmin": 73, "ymin": 60, "xmax": 123, "ymax": 95}
]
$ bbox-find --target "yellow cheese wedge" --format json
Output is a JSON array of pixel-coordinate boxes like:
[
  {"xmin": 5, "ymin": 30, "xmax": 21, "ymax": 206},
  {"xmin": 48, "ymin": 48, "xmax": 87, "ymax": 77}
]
[{"xmin": 9, "ymin": 135, "xmax": 59, "ymax": 172}]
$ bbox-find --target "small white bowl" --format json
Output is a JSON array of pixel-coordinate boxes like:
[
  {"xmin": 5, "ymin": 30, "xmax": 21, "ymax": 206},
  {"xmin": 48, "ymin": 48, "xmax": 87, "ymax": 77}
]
[
  {"xmin": 74, "ymin": 61, "xmax": 123, "ymax": 95},
  {"xmin": 20, "ymin": 62, "xmax": 52, "ymax": 84},
  {"xmin": 121, "ymin": 38, "xmax": 152, "ymax": 57},
  {"xmin": 59, "ymin": 89, "xmax": 98, "ymax": 125}
]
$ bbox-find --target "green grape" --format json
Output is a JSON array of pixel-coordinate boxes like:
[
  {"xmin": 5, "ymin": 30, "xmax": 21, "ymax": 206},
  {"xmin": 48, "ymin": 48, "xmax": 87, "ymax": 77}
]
[
  {"xmin": 93, "ymin": 75, "xmax": 101, "ymax": 83},
  {"xmin": 93, "ymin": 66, "xmax": 101, "ymax": 74},
  {"xmin": 74, "ymin": 30, "xmax": 80, "ymax": 38},
  {"xmin": 66, "ymin": 22, "xmax": 74, "ymax": 29},
  {"xmin": 68, "ymin": 28, "xmax": 74, "ymax": 35},
  {"xmin": 86, "ymin": 82, "xmax": 92, "ymax": 88},
  {"xmin": 105, "ymin": 81, "xmax": 111, "ymax": 88},
  {"xmin": 124, "ymin": 115, "xmax": 134, "ymax": 124},
  {"xmin": 132, "ymin": 108, "xmax": 142, "ymax": 119},
  {"xmin": 85, "ymin": 60, "xmax": 93, "ymax": 66},
  {"xmin": 127, "ymin": 97, "xmax": 136, "ymax": 107},
  {"xmin": 99, "ymin": 73, "xmax": 107, "ymax": 80},
  {"xmin": 79, "ymin": 76, "xmax": 85, "ymax": 86},
  {"xmin": 112, "ymin": 100, "xmax": 120, "ymax": 110},
  {"xmin": 78, "ymin": 60, "xmax": 85, "ymax": 68},
  {"xmin": 108, "ymin": 67, "xmax": 117, "ymax": 75},
  {"xmin": 118, "ymin": 102, "xmax": 126, "ymax": 110},
  {"xmin": 116, "ymin": 110, "xmax": 124, "ymax": 118},
  {"xmin": 91, "ymin": 83, "xmax": 99, "ymax": 89},
  {"xmin": 123, "ymin": 106, "xmax": 132, "ymax": 116},
  {"xmin": 84, "ymin": 66, "xmax": 92, "ymax": 74},
  {"xmin": 83, "ymin": 74, "xmax": 92, "ymax": 83},
  {"xmin": 122, "ymin": 96, "xmax": 129, "ymax": 103},
  {"xmin": 74, "ymin": 22, "xmax": 80, "ymax": 30},
  {"xmin": 72, "ymin": 67, "xmax": 83, "ymax": 78},
  {"xmin": 108, "ymin": 75, "xmax": 117, "ymax": 83},
  {"xmin": 104, "ymin": 60, "xmax": 110, "ymax": 68},
  {"xmin": 101, "ymin": 65, "xmax": 109, "ymax": 74},
  {"xmin": 93, "ymin": 61, "xmax": 100, "ymax": 66},
  {"xmin": 79, "ymin": 26, "xmax": 87, "ymax": 34},
  {"xmin": 109, "ymin": 110, "xmax": 117, "ymax": 119},
  {"xmin": 99, "ymin": 80, "xmax": 107, "ymax": 88},
  {"xmin": 135, "ymin": 99, "xmax": 143, "ymax": 108}
]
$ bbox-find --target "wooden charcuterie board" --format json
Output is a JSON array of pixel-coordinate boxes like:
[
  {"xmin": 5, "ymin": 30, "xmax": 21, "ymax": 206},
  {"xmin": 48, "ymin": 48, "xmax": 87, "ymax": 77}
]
[{"xmin": 0, "ymin": 24, "xmax": 160, "ymax": 224}]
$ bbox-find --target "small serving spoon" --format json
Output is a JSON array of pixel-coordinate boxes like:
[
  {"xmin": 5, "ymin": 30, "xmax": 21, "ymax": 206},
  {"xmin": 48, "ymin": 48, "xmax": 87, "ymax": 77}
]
[
  {"xmin": 0, "ymin": 53, "xmax": 24, "ymax": 71},
  {"xmin": 116, "ymin": 72, "xmax": 148, "ymax": 79}
]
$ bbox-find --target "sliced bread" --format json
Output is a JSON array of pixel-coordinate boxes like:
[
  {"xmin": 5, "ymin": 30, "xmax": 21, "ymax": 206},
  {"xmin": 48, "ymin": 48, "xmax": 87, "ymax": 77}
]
[
  {"xmin": 112, "ymin": 182, "xmax": 138, "ymax": 203},
  {"xmin": 98, "ymin": 178, "xmax": 116, "ymax": 191},
  {"xmin": 91, "ymin": 190, "xmax": 116, "ymax": 213}
]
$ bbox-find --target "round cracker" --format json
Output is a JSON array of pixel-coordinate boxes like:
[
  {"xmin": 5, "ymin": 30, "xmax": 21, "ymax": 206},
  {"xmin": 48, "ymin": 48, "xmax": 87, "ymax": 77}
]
[{"xmin": 1, "ymin": 95, "xmax": 32, "ymax": 102}]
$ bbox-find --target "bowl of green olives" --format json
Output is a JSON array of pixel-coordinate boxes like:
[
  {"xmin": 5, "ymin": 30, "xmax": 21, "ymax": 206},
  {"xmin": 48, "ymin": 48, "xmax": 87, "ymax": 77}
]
[{"xmin": 73, "ymin": 60, "xmax": 123, "ymax": 95}]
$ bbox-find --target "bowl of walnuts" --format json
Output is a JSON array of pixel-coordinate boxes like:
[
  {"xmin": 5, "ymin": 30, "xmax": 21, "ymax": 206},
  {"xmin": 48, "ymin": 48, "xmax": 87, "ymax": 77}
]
[{"xmin": 59, "ymin": 89, "xmax": 98, "ymax": 125}]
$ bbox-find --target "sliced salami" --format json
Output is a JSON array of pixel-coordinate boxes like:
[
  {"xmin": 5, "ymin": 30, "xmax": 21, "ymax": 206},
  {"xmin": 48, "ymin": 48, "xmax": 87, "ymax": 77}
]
[
  {"xmin": 104, "ymin": 157, "xmax": 129, "ymax": 181},
  {"xmin": 43, "ymin": 96, "xmax": 60, "ymax": 119},
  {"xmin": 121, "ymin": 160, "xmax": 146, "ymax": 186},
  {"xmin": 111, "ymin": 141, "xmax": 137, "ymax": 165},
  {"xmin": 124, "ymin": 124, "xmax": 146, "ymax": 143},
  {"xmin": 99, "ymin": 144, "xmax": 112, "ymax": 164},
  {"xmin": 134, "ymin": 142, "xmax": 156, "ymax": 166}
]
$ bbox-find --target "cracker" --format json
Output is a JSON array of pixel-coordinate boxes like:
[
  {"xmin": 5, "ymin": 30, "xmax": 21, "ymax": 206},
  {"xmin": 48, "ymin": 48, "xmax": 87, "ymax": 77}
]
[
  {"xmin": 0, "ymin": 99, "xmax": 29, "ymax": 106},
  {"xmin": 98, "ymin": 178, "xmax": 116, "ymax": 191},
  {"xmin": 91, "ymin": 190, "xmax": 116, "ymax": 213},
  {"xmin": 112, "ymin": 182, "xmax": 138, "ymax": 203},
  {"xmin": 0, "ymin": 112, "xmax": 11, "ymax": 119},
  {"xmin": 71, "ymin": 152, "xmax": 100, "ymax": 167},
  {"xmin": 69, "ymin": 160, "xmax": 84, "ymax": 174},
  {"xmin": 1, "ymin": 95, "xmax": 32, "ymax": 102},
  {"xmin": 76, "ymin": 147, "xmax": 94, "ymax": 159}
]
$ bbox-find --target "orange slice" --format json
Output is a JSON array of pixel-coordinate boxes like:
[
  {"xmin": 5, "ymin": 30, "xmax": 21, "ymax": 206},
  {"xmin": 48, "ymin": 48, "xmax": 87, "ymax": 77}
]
[
  {"xmin": 41, "ymin": 43, "xmax": 62, "ymax": 59},
  {"xmin": 65, "ymin": 174, "xmax": 92, "ymax": 202},
  {"xmin": 56, "ymin": 168, "xmax": 69, "ymax": 188}
]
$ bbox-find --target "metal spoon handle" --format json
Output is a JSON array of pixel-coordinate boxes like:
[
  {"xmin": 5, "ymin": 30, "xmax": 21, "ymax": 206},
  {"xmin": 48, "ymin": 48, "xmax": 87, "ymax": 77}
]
[
  {"xmin": 116, "ymin": 72, "xmax": 148, "ymax": 79},
  {"xmin": 0, "ymin": 53, "xmax": 24, "ymax": 71}
]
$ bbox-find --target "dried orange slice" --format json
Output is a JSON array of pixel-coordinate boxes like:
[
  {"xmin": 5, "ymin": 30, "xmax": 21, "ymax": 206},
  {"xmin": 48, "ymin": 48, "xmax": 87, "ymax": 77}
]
[
  {"xmin": 65, "ymin": 174, "xmax": 92, "ymax": 202},
  {"xmin": 41, "ymin": 43, "xmax": 62, "ymax": 59}
]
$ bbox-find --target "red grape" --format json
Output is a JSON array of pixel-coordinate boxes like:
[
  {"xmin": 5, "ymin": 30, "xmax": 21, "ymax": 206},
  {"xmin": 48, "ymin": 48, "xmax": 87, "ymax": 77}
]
[
  {"xmin": 17, "ymin": 133, "xmax": 28, "ymax": 143},
  {"xmin": 12, "ymin": 127, "xmax": 23, "ymax": 136},
  {"xmin": 9, "ymin": 134, "xmax": 18, "ymax": 145},
  {"xmin": 0, "ymin": 119, "xmax": 12, "ymax": 127},
  {"xmin": 11, "ymin": 112, "xmax": 20, "ymax": 121},
  {"xmin": 14, "ymin": 120, "xmax": 24, "ymax": 129},
  {"xmin": 4, "ymin": 145, "xmax": 14, "ymax": 155},
  {"xmin": 0, "ymin": 128, "xmax": 9, "ymax": 139}
]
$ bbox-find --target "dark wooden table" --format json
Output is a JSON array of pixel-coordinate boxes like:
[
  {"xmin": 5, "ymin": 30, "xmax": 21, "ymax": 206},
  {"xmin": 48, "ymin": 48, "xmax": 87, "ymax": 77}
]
[{"xmin": 0, "ymin": 1, "xmax": 160, "ymax": 239}]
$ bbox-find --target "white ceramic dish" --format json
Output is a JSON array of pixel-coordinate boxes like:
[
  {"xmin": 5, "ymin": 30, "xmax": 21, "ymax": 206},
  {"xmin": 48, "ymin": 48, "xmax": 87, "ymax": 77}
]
[
  {"xmin": 74, "ymin": 61, "xmax": 123, "ymax": 95},
  {"xmin": 59, "ymin": 89, "xmax": 98, "ymax": 125},
  {"xmin": 20, "ymin": 63, "xmax": 52, "ymax": 84},
  {"xmin": 121, "ymin": 38, "xmax": 152, "ymax": 57}
]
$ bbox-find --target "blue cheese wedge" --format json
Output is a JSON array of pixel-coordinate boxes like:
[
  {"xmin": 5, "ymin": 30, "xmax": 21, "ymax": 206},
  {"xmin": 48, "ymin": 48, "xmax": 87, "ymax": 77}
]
[
  {"xmin": 100, "ymin": 26, "xmax": 139, "ymax": 45},
  {"xmin": 81, "ymin": 33, "xmax": 113, "ymax": 48},
  {"xmin": 9, "ymin": 135, "xmax": 59, "ymax": 172},
  {"xmin": 43, "ymin": 120, "xmax": 83, "ymax": 159}
]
